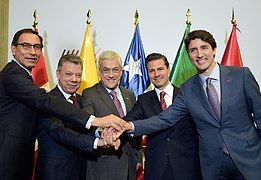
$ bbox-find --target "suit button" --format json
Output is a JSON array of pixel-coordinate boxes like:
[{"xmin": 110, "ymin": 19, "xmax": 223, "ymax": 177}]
[
  {"xmin": 169, "ymin": 153, "xmax": 172, "ymax": 156},
  {"xmin": 164, "ymin": 153, "xmax": 168, "ymax": 156},
  {"xmin": 166, "ymin": 138, "xmax": 170, "ymax": 141}
]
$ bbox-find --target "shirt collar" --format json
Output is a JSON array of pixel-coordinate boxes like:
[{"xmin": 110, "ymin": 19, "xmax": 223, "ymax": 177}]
[
  {"xmin": 57, "ymin": 84, "xmax": 75, "ymax": 100},
  {"xmin": 104, "ymin": 85, "xmax": 120, "ymax": 95},
  {"xmin": 154, "ymin": 81, "xmax": 173, "ymax": 97},
  {"xmin": 199, "ymin": 62, "xmax": 220, "ymax": 84}
]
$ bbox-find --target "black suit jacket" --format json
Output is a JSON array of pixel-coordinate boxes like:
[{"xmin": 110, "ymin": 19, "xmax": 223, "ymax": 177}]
[
  {"xmin": 125, "ymin": 86, "xmax": 202, "ymax": 180},
  {"xmin": 0, "ymin": 61, "xmax": 90, "ymax": 180},
  {"xmin": 36, "ymin": 86, "xmax": 96, "ymax": 180}
]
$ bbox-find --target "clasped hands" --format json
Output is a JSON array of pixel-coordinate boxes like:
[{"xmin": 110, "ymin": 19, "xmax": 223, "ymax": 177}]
[{"xmin": 93, "ymin": 114, "xmax": 132, "ymax": 150}]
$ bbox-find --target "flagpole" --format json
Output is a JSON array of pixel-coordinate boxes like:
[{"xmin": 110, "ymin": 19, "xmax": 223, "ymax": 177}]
[
  {"xmin": 186, "ymin": 8, "xmax": 191, "ymax": 25},
  {"xmin": 86, "ymin": 9, "xmax": 92, "ymax": 26},
  {"xmin": 231, "ymin": 8, "xmax": 236, "ymax": 26},
  {"xmin": 134, "ymin": 9, "xmax": 139, "ymax": 26},
  {"xmin": 32, "ymin": 9, "xmax": 39, "ymax": 32}
]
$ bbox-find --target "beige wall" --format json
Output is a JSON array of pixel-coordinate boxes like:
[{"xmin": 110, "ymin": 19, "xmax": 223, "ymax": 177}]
[{"xmin": 0, "ymin": 0, "xmax": 9, "ymax": 70}]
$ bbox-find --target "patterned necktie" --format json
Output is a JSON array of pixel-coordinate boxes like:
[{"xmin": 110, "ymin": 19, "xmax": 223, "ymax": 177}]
[
  {"xmin": 69, "ymin": 95, "xmax": 79, "ymax": 108},
  {"xmin": 206, "ymin": 78, "xmax": 220, "ymax": 120},
  {"xmin": 110, "ymin": 90, "xmax": 124, "ymax": 118},
  {"xmin": 160, "ymin": 91, "xmax": 167, "ymax": 110}
]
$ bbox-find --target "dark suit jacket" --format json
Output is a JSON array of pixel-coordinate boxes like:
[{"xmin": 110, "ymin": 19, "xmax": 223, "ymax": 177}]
[
  {"xmin": 36, "ymin": 86, "xmax": 96, "ymax": 180},
  {"xmin": 133, "ymin": 65, "xmax": 261, "ymax": 180},
  {"xmin": 0, "ymin": 61, "xmax": 90, "ymax": 180},
  {"xmin": 125, "ymin": 86, "xmax": 201, "ymax": 180},
  {"xmin": 82, "ymin": 81, "xmax": 139, "ymax": 180}
]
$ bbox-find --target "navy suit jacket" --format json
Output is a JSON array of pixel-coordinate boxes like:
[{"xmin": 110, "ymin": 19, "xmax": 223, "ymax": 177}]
[
  {"xmin": 125, "ymin": 86, "xmax": 201, "ymax": 180},
  {"xmin": 133, "ymin": 65, "xmax": 261, "ymax": 180},
  {"xmin": 0, "ymin": 61, "xmax": 90, "ymax": 180},
  {"xmin": 36, "ymin": 86, "xmax": 96, "ymax": 180}
]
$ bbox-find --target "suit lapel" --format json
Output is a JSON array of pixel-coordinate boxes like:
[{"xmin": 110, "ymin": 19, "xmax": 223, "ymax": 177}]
[
  {"xmin": 120, "ymin": 87, "xmax": 132, "ymax": 112},
  {"xmin": 220, "ymin": 65, "xmax": 232, "ymax": 123},
  {"xmin": 150, "ymin": 90, "xmax": 162, "ymax": 114},
  {"xmin": 192, "ymin": 75, "xmax": 220, "ymax": 123},
  {"xmin": 52, "ymin": 86, "xmax": 66, "ymax": 99},
  {"xmin": 96, "ymin": 82, "xmax": 119, "ymax": 115}
]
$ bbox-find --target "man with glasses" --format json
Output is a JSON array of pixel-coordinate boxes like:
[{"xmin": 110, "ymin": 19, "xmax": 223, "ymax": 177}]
[
  {"xmin": 0, "ymin": 28, "xmax": 124, "ymax": 180},
  {"xmin": 82, "ymin": 50, "xmax": 141, "ymax": 180}
]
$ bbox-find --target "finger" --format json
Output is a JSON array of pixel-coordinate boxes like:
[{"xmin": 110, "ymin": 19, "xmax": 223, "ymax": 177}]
[
  {"xmin": 114, "ymin": 139, "xmax": 121, "ymax": 150},
  {"xmin": 114, "ymin": 129, "xmax": 124, "ymax": 139}
]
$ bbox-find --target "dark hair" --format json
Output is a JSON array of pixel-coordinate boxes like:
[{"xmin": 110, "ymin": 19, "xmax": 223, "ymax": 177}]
[
  {"xmin": 57, "ymin": 54, "xmax": 83, "ymax": 71},
  {"xmin": 145, "ymin": 53, "xmax": 169, "ymax": 68},
  {"xmin": 11, "ymin": 28, "xmax": 43, "ymax": 47},
  {"xmin": 184, "ymin": 30, "xmax": 217, "ymax": 52}
]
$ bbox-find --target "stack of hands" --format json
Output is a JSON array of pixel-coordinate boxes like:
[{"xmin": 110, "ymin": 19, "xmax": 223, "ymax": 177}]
[{"xmin": 93, "ymin": 114, "xmax": 132, "ymax": 150}]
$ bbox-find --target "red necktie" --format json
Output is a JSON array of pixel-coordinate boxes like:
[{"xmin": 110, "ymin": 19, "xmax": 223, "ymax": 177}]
[
  {"xmin": 110, "ymin": 90, "xmax": 124, "ymax": 118},
  {"xmin": 69, "ymin": 95, "xmax": 79, "ymax": 108},
  {"xmin": 160, "ymin": 91, "xmax": 167, "ymax": 110}
]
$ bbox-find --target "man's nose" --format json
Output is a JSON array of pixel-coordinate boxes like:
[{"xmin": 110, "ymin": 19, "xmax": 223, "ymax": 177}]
[
  {"xmin": 28, "ymin": 46, "xmax": 36, "ymax": 55},
  {"xmin": 197, "ymin": 50, "xmax": 203, "ymax": 58}
]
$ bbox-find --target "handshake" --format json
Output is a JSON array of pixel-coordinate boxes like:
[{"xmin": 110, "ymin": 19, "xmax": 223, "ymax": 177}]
[{"xmin": 93, "ymin": 114, "xmax": 133, "ymax": 150}]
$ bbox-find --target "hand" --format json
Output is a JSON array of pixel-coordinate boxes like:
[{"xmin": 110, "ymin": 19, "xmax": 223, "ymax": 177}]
[
  {"xmin": 113, "ymin": 121, "xmax": 132, "ymax": 140},
  {"xmin": 92, "ymin": 114, "xmax": 126, "ymax": 131},
  {"xmin": 97, "ymin": 136, "xmax": 121, "ymax": 150},
  {"xmin": 136, "ymin": 163, "xmax": 143, "ymax": 171}
]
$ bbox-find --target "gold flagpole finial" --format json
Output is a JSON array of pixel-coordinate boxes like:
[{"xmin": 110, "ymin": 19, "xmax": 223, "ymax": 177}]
[
  {"xmin": 86, "ymin": 9, "xmax": 92, "ymax": 26},
  {"xmin": 134, "ymin": 10, "xmax": 139, "ymax": 26},
  {"xmin": 186, "ymin": 8, "xmax": 192, "ymax": 25},
  {"xmin": 231, "ymin": 8, "xmax": 237, "ymax": 26},
  {"xmin": 32, "ymin": 9, "xmax": 39, "ymax": 32}
]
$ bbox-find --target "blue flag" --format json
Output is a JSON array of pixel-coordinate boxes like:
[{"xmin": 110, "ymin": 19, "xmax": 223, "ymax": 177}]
[{"xmin": 120, "ymin": 24, "xmax": 150, "ymax": 97}]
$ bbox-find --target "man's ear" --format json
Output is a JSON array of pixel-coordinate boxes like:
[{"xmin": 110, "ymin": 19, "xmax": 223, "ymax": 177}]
[{"xmin": 11, "ymin": 45, "xmax": 16, "ymax": 57}]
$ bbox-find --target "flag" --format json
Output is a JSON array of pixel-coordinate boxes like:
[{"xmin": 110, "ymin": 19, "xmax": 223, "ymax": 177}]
[
  {"xmin": 169, "ymin": 23, "xmax": 197, "ymax": 87},
  {"xmin": 120, "ymin": 24, "xmax": 150, "ymax": 97},
  {"xmin": 221, "ymin": 16, "xmax": 243, "ymax": 67},
  {"xmin": 77, "ymin": 23, "xmax": 99, "ymax": 94},
  {"xmin": 31, "ymin": 10, "xmax": 50, "ymax": 90},
  {"xmin": 31, "ymin": 53, "xmax": 49, "ymax": 88}
]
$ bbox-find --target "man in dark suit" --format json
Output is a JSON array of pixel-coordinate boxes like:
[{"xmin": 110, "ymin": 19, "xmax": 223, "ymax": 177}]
[
  {"xmin": 124, "ymin": 53, "xmax": 201, "ymax": 180},
  {"xmin": 0, "ymin": 28, "xmax": 124, "ymax": 180},
  {"xmin": 120, "ymin": 30, "xmax": 261, "ymax": 180},
  {"xmin": 37, "ymin": 54, "xmax": 114, "ymax": 180},
  {"xmin": 82, "ymin": 50, "xmax": 140, "ymax": 180}
]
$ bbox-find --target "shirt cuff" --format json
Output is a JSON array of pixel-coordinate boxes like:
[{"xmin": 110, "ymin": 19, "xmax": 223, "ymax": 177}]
[
  {"xmin": 95, "ymin": 127, "xmax": 102, "ymax": 138},
  {"xmin": 93, "ymin": 138, "xmax": 99, "ymax": 149},
  {"xmin": 86, "ymin": 115, "xmax": 95, "ymax": 129},
  {"xmin": 128, "ymin": 122, "xmax": 135, "ymax": 137}
]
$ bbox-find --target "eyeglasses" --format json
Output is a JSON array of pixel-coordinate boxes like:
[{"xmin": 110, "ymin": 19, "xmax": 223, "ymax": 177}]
[
  {"xmin": 16, "ymin": 43, "xmax": 43, "ymax": 52},
  {"xmin": 100, "ymin": 67, "xmax": 122, "ymax": 75}
]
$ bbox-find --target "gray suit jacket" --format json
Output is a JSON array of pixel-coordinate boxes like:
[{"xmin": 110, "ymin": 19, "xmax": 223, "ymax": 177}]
[
  {"xmin": 133, "ymin": 65, "xmax": 261, "ymax": 180},
  {"xmin": 82, "ymin": 81, "xmax": 139, "ymax": 180}
]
